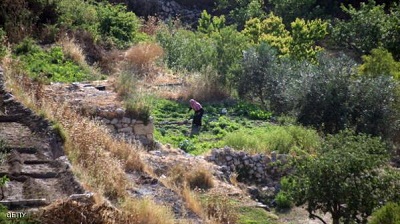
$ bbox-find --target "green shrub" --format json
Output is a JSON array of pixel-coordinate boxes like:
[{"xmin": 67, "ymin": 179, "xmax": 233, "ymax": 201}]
[
  {"xmin": 369, "ymin": 202, "xmax": 400, "ymax": 224},
  {"xmin": 0, "ymin": 28, "xmax": 6, "ymax": 59},
  {"xmin": 242, "ymin": 14, "xmax": 292, "ymax": 56},
  {"xmin": 97, "ymin": 3, "xmax": 144, "ymax": 49},
  {"xmin": 274, "ymin": 191, "xmax": 292, "ymax": 210},
  {"xmin": 286, "ymin": 130, "xmax": 398, "ymax": 224},
  {"xmin": 332, "ymin": 0, "xmax": 400, "ymax": 60},
  {"xmin": 124, "ymin": 96, "xmax": 152, "ymax": 123},
  {"xmin": 156, "ymin": 28, "xmax": 216, "ymax": 72},
  {"xmin": 178, "ymin": 139, "xmax": 195, "ymax": 152},
  {"xmin": 197, "ymin": 10, "xmax": 226, "ymax": 35},
  {"xmin": 358, "ymin": 47, "xmax": 400, "ymax": 80},
  {"xmin": 289, "ymin": 18, "xmax": 328, "ymax": 63}
]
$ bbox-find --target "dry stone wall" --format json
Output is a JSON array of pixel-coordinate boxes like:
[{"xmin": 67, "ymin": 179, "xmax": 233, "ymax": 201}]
[
  {"xmin": 96, "ymin": 109, "xmax": 154, "ymax": 146},
  {"xmin": 206, "ymin": 147, "xmax": 289, "ymax": 188}
]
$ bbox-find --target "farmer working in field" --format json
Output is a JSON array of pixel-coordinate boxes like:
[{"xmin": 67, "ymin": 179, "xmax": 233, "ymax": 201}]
[{"xmin": 188, "ymin": 99, "xmax": 204, "ymax": 135}]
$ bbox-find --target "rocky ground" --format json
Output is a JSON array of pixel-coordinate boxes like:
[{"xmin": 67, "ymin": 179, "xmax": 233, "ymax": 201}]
[{"xmin": 0, "ymin": 74, "xmax": 84, "ymax": 211}]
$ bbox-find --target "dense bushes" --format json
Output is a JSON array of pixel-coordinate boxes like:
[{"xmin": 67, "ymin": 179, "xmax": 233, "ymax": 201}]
[
  {"xmin": 286, "ymin": 130, "xmax": 400, "ymax": 224},
  {"xmin": 332, "ymin": 0, "xmax": 400, "ymax": 60},
  {"xmin": 237, "ymin": 45, "xmax": 399, "ymax": 136},
  {"xmin": 370, "ymin": 202, "xmax": 400, "ymax": 224}
]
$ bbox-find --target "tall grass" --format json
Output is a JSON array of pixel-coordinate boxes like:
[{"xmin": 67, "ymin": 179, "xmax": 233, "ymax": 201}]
[
  {"xmin": 123, "ymin": 42, "xmax": 163, "ymax": 78},
  {"xmin": 1, "ymin": 54, "xmax": 176, "ymax": 223},
  {"xmin": 223, "ymin": 125, "xmax": 321, "ymax": 154}
]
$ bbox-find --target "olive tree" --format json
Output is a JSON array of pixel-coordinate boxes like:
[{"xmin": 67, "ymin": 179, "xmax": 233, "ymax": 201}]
[{"xmin": 286, "ymin": 130, "xmax": 400, "ymax": 224}]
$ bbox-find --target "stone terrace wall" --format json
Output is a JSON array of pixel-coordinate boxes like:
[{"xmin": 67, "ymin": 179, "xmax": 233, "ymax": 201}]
[
  {"xmin": 96, "ymin": 108, "xmax": 154, "ymax": 146},
  {"xmin": 206, "ymin": 147, "xmax": 289, "ymax": 188},
  {"xmin": 46, "ymin": 82, "xmax": 154, "ymax": 146}
]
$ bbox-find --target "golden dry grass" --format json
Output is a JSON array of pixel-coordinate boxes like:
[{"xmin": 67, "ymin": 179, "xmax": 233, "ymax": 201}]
[
  {"xmin": 1, "ymin": 54, "xmax": 176, "ymax": 224},
  {"xmin": 123, "ymin": 42, "xmax": 163, "ymax": 78}
]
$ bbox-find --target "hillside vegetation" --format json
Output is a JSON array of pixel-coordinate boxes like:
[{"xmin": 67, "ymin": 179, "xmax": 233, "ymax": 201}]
[{"xmin": 1, "ymin": 0, "xmax": 400, "ymax": 223}]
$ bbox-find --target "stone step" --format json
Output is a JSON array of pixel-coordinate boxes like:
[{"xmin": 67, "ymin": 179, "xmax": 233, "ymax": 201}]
[
  {"xmin": 0, "ymin": 198, "xmax": 49, "ymax": 210},
  {"xmin": 0, "ymin": 115, "xmax": 23, "ymax": 122},
  {"xmin": 2, "ymin": 147, "xmax": 37, "ymax": 154}
]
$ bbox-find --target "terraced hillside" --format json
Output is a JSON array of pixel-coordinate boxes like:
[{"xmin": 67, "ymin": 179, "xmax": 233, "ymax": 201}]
[{"xmin": 0, "ymin": 68, "xmax": 84, "ymax": 211}]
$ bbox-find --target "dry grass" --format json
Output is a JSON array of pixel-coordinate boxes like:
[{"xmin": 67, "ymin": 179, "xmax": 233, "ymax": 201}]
[
  {"xmin": 1, "ymin": 54, "xmax": 176, "ymax": 224},
  {"xmin": 58, "ymin": 36, "xmax": 102, "ymax": 79},
  {"xmin": 123, "ymin": 42, "xmax": 163, "ymax": 78},
  {"xmin": 186, "ymin": 167, "xmax": 214, "ymax": 190},
  {"xmin": 140, "ymin": 16, "xmax": 161, "ymax": 36},
  {"xmin": 182, "ymin": 70, "xmax": 230, "ymax": 102}
]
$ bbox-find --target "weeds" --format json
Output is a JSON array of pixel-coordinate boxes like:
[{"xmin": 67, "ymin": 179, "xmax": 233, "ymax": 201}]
[{"xmin": 123, "ymin": 42, "xmax": 163, "ymax": 78}]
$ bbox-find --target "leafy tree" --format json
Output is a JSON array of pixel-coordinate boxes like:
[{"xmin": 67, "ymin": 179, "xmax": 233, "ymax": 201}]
[
  {"xmin": 96, "ymin": 2, "xmax": 143, "ymax": 48},
  {"xmin": 156, "ymin": 28, "xmax": 216, "ymax": 72},
  {"xmin": 242, "ymin": 14, "xmax": 292, "ymax": 56},
  {"xmin": 211, "ymin": 26, "xmax": 249, "ymax": 88},
  {"xmin": 358, "ymin": 47, "xmax": 400, "ymax": 80},
  {"xmin": 287, "ymin": 130, "xmax": 400, "ymax": 224},
  {"xmin": 332, "ymin": 0, "xmax": 400, "ymax": 60},
  {"xmin": 214, "ymin": 0, "xmax": 266, "ymax": 28},
  {"xmin": 289, "ymin": 18, "xmax": 328, "ymax": 62},
  {"xmin": 269, "ymin": 0, "xmax": 319, "ymax": 24},
  {"xmin": 238, "ymin": 43, "xmax": 293, "ymax": 112},
  {"xmin": 197, "ymin": 10, "xmax": 226, "ymax": 35},
  {"xmin": 369, "ymin": 202, "xmax": 400, "ymax": 224}
]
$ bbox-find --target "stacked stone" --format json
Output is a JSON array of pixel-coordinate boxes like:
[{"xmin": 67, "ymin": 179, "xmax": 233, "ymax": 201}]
[
  {"xmin": 95, "ymin": 108, "xmax": 154, "ymax": 146},
  {"xmin": 206, "ymin": 147, "xmax": 288, "ymax": 184}
]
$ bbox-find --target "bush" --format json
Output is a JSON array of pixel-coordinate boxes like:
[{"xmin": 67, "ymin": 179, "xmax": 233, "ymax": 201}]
[
  {"xmin": 0, "ymin": 28, "xmax": 6, "ymax": 60},
  {"xmin": 358, "ymin": 47, "xmax": 400, "ymax": 80},
  {"xmin": 124, "ymin": 96, "xmax": 152, "ymax": 123},
  {"xmin": 97, "ymin": 3, "xmax": 145, "ymax": 49},
  {"xmin": 286, "ymin": 130, "xmax": 398, "ymax": 224},
  {"xmin": 332, "ymin": 0, "xmax": 400, "ymax": 60},
  {"xmin": 274, "ymin": 191, "xmax": 292, "ymax": 209},
  {"xmin": 186, "ymin": 167, "xmax": 214, "ymax": 190},
  {"xmin": 156, "ymin": 27, "xmax": 216, "ymax": 72},
  {"xmin": 123, "ymin": 42, "xmax": 163, "ymax": 77},
  {"xmin": 178, "ymin": 139, "xmax": 195, "ymax": 152},
  {"xmin": 369, "ymin": 202, "xmax": 400, "ymax": 224}
]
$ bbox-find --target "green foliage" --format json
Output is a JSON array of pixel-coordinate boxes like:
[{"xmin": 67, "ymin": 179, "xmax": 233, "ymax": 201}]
[
  {"xmin": 197, "ymin": 10, "xmax": 226, "ymax": 35},
  {"xmin": 156, "ymin": 28, "xmax": 216, "ymax": 72},
  {"xmin": 287, "ymin": 130, "xmax": 399, "ymax": 224},
  {"xmin": 223, "ymin": 125, "xmax": 320, "ymax": 154},
  {"xmin": 57, "ymin": 0, "xmax": 98, "ymax": 33},
  {"xmin": 0, "ymin": 28, "xmax": 6, "ymax": 59},
  {"xmin": 211, "ymin": 26, "xmax": 249, "ymax": 87},
  {"xmin": 274, "ymin": 192, "xmax": 292, "ymax": 210},
  {"xmin": 332, "ymin": 0, "xmax": 400, "ymax": 60},
  {"xmin": 358, "ymin": 47, "xmax": 400, "ymax": 79},
  {"xmin": 289, "ymin": 18, "xmax": 328, "ymax": 62},
  {"xmin": 238, "ymin": 43, "xmax": 290, "ymax": 112},
  {"xmin": 0, "ymin": 0, "xmax": 59, "ymax": 42},
  {"xmin": 97, "ymin": 3, "xmax": 143, "ymax": 48},
  {"xmin": 124, "ymin": 95, "xmax": 152, "ymax": 123},
  {"xmin": 15, "ymin": 40, "xmax": 91, "ymax": 82},
  {"xmin": 370, "ymin": 202, "xmax": 400, "ymax": 224},
  {"xmin": 215, "ymin": 0, "xmax": 266, "ymax": 28},
  {"xmin": 178, "ymin": 139, "xmax": 195, "ymax": 152},
  {"xmin": 269, "ymin": 0, "xmax": 319, "ymax": 24},
  {"xmin": 242, "ymin": 14, "xmax": 292, "ymax": 56}
]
